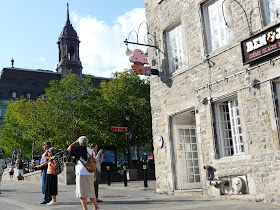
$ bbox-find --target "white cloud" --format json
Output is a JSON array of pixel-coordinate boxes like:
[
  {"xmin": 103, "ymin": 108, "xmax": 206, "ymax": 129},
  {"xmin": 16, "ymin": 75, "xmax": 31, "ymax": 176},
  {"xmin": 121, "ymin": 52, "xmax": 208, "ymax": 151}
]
[
  {"xmin": 39, "ymin": 57, "xmax": 46, "ymax": 62},
  {"xmin": 72, "ymin": 8, "xmax": 147, "ymax": 78}
]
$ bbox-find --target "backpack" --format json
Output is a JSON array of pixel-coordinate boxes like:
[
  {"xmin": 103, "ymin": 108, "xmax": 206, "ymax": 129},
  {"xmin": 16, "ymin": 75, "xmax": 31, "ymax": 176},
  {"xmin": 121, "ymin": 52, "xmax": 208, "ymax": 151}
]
[
  {"xmin": 54, "ymin": 155, "xmax": 64, "ymax": 175},
  {"xmin": 80, "ymin": 151, "xmax": 96, "ymax": 173}
]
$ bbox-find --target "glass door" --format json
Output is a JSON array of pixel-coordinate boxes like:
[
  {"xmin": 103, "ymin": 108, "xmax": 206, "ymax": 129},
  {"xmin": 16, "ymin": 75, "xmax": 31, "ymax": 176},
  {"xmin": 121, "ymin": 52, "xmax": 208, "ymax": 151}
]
[{"xmin": 174, "ymin": 125, "xmax": 201, "ymax": 189}]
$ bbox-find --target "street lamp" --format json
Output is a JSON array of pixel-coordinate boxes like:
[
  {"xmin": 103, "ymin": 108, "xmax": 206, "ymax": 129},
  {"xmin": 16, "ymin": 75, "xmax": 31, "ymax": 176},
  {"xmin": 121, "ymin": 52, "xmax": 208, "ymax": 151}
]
[{"xmin": 123, "ymin": 110, "xmax": 131, "ymax": 168}]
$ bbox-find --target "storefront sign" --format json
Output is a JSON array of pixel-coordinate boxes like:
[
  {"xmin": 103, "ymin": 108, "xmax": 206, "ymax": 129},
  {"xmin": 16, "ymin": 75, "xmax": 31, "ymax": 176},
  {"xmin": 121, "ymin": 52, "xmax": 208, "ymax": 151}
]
[{"xmin": 241, "ymin": 23, "xmax": 280, "ymax": 64}]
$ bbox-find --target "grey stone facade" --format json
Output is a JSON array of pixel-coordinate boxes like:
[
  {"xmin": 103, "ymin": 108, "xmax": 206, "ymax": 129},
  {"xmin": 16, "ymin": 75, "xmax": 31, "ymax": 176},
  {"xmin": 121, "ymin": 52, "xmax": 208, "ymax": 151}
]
[{"xmin": 145, "ymin": 0, "xmax": 280, "ymax": 203}]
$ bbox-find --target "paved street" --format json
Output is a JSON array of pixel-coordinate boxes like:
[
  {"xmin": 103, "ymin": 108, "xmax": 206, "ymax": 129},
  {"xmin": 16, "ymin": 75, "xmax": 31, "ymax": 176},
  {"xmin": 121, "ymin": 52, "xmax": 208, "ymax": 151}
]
[{"xmin": 0, "ymin": 179, "xmax": 279, "ymax": 210}]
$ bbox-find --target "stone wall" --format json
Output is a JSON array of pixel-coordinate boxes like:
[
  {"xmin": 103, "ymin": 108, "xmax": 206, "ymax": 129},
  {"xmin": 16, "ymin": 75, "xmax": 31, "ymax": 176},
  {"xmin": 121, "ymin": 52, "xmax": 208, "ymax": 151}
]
[{"xmin": 145, "ymin": 0, "xmax": 280, "ymax": 203}]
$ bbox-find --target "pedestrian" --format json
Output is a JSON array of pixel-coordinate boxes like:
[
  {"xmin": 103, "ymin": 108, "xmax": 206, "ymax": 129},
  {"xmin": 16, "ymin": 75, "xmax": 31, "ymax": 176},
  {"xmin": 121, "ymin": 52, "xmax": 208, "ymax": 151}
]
[
  {"xmin": 8, "ymin": 161, "xmax": 15, "ymax": 181},
  {"xmin": 16, "ymin": 158, "xmax": 24, "ymax": 181},
  {"xmin": 35, "ymin": 141, "xmax": 52, "ymax": 204},
  {"xmin": 67, "ymin": 136, "xmax": 99, "ymax": 210},
  {"xmin": 43, "ymin": 147, "xmax": 58, "ymax": 205},
  {"xmin": 0, "ymin": 154, "xmax": 6, "ymax": 194},
  {"xmin": 12, "ymin": 149, "xmax": 17, "ymax": 161},
  {"xmin": 90, "ymin": 143, "xmax": 104, "ymax": 203}
]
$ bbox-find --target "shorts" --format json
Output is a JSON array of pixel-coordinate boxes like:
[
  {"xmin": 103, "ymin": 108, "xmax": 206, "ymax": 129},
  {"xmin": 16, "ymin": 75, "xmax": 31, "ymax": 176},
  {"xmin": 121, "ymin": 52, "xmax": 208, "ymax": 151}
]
[
  {"xmin": 17, "ymin": 169, "xmax": 24, "ymax": 176},
  {"xmin": 9, "ymin": 171, "xmax": 14, "ymax": 175}
]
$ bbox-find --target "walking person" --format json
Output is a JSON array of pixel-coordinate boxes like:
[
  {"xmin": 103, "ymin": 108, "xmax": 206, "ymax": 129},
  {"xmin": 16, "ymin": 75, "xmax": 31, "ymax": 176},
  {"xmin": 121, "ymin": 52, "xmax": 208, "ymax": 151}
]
[
  {"xmin": 35, "ymin": 141, "xmax": 52, "ymax": 204},
  {"xmin": 8, "ymin": 161, "xmax": 15, "ymax": 181},
  {"xmin": 91, "ymin": 143, "xmax": 104, "ymax": 203},
  {"xmin": 0, "ymin": 154, "xmax": 6, "ymax": 194},
  {"xmin": 68, "ymin": 136, "xmax": 99, "ymax": 210},
  {"xmin": 12, "ymin": 148, "xmax": 18, "ymax": 161},
  {"xmin": 44, "ymin": 147, "xmax": 58, "ymax": 205},
  {"xmin": 16, "ymin": 158, "xmax": 24, "ymax": 181}
]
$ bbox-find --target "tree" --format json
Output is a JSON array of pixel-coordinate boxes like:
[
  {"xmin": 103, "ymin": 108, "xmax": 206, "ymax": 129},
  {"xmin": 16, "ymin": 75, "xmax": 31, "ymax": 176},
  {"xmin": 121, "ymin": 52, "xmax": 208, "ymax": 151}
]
[
  {"xmin": 98, "ymin": 70, "xmax": 152, "ymax": 159},
  {"xmin": 0, "ymin": 71, "xmax": 152, "ymax": 161}
]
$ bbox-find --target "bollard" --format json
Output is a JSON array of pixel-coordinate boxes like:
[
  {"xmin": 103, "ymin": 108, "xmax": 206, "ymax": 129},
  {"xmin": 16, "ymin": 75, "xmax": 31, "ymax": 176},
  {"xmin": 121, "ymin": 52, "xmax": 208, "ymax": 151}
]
[
  {"xmin": 106, "ymin": 166, "xmax": 111, "ymax": 186},
  {"xmin": 143, "ymin": 165, "xmax": 148, "ymax": 187},
  {"xmin": 123, "ymin": 166, "xmax": 127, "ymax": 187}
]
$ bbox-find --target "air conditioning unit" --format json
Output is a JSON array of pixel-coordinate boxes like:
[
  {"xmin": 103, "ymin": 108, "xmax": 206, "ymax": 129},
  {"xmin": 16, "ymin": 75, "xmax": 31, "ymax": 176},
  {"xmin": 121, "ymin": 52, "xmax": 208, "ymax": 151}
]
[{"xmin": 220, "ymin": 175, "xmax": 248, "ymax": 195}]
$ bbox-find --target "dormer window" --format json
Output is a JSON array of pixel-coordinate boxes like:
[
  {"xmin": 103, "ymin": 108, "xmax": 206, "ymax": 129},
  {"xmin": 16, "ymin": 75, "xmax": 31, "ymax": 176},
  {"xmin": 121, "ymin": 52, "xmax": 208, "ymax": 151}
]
[{"xmin": 11, "ymin": 91, "xmax": 17, "ymax": 98}]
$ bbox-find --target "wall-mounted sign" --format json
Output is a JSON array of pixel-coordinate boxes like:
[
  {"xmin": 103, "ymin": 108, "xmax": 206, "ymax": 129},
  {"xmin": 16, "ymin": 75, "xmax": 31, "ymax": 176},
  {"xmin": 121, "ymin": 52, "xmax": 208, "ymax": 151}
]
[{"xmin": 241, "ymin": 23, "xmax": 280, "ymax": 64}]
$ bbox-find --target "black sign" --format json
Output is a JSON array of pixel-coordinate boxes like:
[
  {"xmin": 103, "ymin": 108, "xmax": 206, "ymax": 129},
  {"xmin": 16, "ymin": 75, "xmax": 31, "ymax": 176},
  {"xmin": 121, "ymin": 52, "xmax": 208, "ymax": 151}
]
[{"xmin": 241, "ymin": 23, "xmax": 280, "ymax": 64}]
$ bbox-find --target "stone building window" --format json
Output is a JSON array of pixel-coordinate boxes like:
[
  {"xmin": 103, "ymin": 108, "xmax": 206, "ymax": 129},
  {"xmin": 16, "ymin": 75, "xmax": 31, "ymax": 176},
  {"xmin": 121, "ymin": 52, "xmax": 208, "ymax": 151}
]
[
  {"xmin": 214, "ymin": 98, "xmax": 244, "ymax": 158},
  {"xmin": 26, "ymin": 93, "xmax": 31, "ymax": 100},
  {"xmin": 261, "ymin": 0, "xmax": 280, "ymax": 25},
  {"xmin": 165, "ymin": 23, "xmax": 187, "ymax": 74},
  {"xmin": 11, "ymin": 91, "xmax": 17, "ymax": 98},
  {"xmin": 203, "ymin": 0, "xmax": 230, "ymax": 52},
  {"xmin": 273, "ymin": 81, "xmax": 280, "ymax": 130}
]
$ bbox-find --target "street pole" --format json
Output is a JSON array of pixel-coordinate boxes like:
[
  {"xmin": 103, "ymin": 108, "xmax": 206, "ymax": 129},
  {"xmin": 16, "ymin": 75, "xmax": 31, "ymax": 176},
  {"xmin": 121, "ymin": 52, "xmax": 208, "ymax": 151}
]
[
  {"xmin": 123, "ymin": 166, "xmax": 127, "ymax": 187},
  {"xmin": 106, "ymin": 166, "xmax": 111, "ymax": 186},
  {"xmin": 126, "ymin": 132, "xmax": 132, "ymax": 168}
]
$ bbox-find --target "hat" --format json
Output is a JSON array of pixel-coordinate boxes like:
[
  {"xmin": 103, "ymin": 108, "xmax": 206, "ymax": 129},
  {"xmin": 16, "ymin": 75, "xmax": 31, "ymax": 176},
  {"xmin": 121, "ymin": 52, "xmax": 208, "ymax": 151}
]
[{"xmin": 43, "ymin": 141, "xmax": 52, "ymax": 147}]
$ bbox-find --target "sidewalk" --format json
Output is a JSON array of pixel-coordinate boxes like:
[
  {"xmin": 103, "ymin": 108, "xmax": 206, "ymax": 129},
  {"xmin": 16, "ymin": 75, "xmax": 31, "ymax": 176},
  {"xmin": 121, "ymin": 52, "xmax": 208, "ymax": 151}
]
[{"xmin": 0, "ymin": 179, "xmax": 279, "ymax": 210}]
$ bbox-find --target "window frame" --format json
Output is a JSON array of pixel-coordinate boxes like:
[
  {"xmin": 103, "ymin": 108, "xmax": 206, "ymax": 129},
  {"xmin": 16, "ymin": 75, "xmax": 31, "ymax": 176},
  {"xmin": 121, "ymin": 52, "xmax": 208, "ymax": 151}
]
[
  {"xmin": 202, "ymin": 0, "xmax": 230, "ymax": 53},
  {"xmin": 261, "ymin": 0, "xmax": 280, "ymax": 25},
  {"xmin": 26, "ymin": 92, "xmax": 31, "ymax": 100},
  {"xmin": 214, "ymin": 98, "xmax": 244, "ymax": 158},
  {"xmin": 11, "ymin": 91, "xmax": 17, "ymax": 98},
  {"xmin": 165, "ymin": 22, "xmax": 187, "ymax": 75}
]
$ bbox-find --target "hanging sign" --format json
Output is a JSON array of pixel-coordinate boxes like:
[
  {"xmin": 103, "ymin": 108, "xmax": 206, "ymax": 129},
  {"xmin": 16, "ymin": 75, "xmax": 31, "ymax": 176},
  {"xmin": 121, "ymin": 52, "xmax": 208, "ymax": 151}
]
[
  {"xmin": 128, "ymin": 49, "xmax": 159, "ymax": 76},
  {"xmin": 241, "ymin": 23, "xmax": 280, "ymax": 64}
]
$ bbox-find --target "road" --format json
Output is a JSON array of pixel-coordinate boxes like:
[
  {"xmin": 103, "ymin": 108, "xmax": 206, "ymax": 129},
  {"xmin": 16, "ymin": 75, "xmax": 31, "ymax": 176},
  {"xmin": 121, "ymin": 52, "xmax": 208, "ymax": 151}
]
[{"xmin": 0, "ymin": 179, "xmax": 279, "ymax": 210}]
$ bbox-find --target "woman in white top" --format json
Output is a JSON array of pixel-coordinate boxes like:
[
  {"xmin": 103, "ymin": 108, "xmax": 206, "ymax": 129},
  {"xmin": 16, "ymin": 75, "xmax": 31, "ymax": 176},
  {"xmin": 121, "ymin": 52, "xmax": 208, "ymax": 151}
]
[
  {"xmin": 68, "ymin": 136, "xmax": 99, "ymax": 210},
  {"xmin": 8, "ymin": 161, "xmax": 15, "ymax": 181}
]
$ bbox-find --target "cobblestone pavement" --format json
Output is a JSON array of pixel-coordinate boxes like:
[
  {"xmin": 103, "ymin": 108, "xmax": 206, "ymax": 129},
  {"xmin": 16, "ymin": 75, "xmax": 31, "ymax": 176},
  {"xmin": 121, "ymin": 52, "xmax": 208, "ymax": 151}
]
[{"xmin": 0, "ymin": 179, "xmax": 279, "ymax": 210}]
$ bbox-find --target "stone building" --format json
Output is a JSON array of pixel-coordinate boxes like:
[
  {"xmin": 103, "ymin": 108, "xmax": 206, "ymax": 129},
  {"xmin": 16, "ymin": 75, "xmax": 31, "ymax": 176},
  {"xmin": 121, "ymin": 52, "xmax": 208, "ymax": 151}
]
[
  {"xmin": 0, "ymin": 4, "xmax": 109, "ymax": 124},
  {"xmin": 145, "ymin": 0, "xmax": 280, "ymax": 203}
]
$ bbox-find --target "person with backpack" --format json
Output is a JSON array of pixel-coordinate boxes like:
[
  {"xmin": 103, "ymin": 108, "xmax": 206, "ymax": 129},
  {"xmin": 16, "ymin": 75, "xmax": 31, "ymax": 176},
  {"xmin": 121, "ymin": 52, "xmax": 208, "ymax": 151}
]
[
  {"xmin": 68, "ymin": 136, "xmax": 99, "ymax": 210},
  {"xmin": 43, "ymin": 147, "xmax": 58, "ymax": 205},
  {"xmin": 34, "ymin": 141, "xmax": 52, "ymax": 204}
]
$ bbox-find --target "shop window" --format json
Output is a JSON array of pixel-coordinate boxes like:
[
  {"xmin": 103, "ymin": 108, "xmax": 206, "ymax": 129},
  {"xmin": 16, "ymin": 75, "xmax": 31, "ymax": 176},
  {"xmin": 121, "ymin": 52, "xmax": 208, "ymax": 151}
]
[
  {"xmin": 165, "ymin": 23, "xmax": 187, "ymax": 74},
  {"xmin": 11, "ymin": 91, "xmax": 17, "ymax": 98},
  {"xmin": 203, "ymin": 0, "xmax": 230, "ymax": 52},
  {"xmin": 262, "ymin": 0, "xmax": 280, "ymax": 25},
  {"xmin": 214, "ymin": 98, "xmax": 244, "ymax": 158}
]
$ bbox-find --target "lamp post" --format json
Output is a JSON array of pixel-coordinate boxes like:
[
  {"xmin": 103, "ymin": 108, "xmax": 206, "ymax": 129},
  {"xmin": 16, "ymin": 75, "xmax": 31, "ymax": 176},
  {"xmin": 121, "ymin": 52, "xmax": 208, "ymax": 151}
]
[{"xmin": 123, "ymin": 110, "xmax": 132, "ymax": 168}]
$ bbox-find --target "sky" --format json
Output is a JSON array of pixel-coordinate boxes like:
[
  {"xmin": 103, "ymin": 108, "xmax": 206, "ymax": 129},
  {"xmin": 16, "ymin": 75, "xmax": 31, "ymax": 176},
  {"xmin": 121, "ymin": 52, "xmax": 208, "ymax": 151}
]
[{"xmin": 0, "ymin": 0, "xmax": 147, "ymax": 78}]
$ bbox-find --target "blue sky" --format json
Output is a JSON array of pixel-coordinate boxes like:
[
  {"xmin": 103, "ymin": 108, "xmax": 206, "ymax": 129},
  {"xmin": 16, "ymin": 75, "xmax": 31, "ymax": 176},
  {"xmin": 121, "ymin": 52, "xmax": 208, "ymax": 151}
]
[{"xmin": 0, "ymin": 0, "xmax": 146, "ymax": 77}]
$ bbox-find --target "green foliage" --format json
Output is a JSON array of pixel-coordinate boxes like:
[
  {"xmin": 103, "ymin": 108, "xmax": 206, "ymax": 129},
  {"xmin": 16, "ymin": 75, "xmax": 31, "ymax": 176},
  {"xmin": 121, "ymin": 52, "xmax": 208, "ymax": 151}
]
[
  {"xmin": 0, "ymin": 71, "xmax": 152, "ymax": 158},
  {"xmin": 98, "ymin": 70, "xmax": 152, "ymax": 153}
]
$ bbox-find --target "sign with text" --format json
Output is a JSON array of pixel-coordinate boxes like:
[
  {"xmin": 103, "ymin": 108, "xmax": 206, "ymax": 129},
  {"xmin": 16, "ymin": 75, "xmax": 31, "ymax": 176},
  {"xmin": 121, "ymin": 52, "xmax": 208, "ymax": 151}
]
[
  {"xmin": 241, "ymin": 23, "xmax": 280, "ymax": 64},
  {"xmin": 111, "ymin": 126, "xmax": 127, "ymax": 132}
]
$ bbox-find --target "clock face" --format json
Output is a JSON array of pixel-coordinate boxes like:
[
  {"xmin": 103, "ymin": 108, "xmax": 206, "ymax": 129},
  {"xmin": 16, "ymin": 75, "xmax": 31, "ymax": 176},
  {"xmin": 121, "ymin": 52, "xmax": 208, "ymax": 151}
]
[{"xmin": 158, "ymin": 136, "xmax": 164, "ymax": 148}]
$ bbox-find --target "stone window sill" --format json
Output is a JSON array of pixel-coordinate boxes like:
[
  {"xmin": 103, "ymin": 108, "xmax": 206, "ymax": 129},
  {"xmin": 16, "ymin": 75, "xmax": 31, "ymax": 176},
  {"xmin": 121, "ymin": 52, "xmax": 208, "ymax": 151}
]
[{"xmin": 212, "ymin": 154, "xmax": 251, "ymax": 164}]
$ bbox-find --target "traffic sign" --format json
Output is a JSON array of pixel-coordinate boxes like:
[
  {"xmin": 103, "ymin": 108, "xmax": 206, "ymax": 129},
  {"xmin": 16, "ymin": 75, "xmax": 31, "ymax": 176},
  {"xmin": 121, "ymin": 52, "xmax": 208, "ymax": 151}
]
[{"xmin": 111, "ymin": 126, "xmax": 127, "ymax": 132}]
